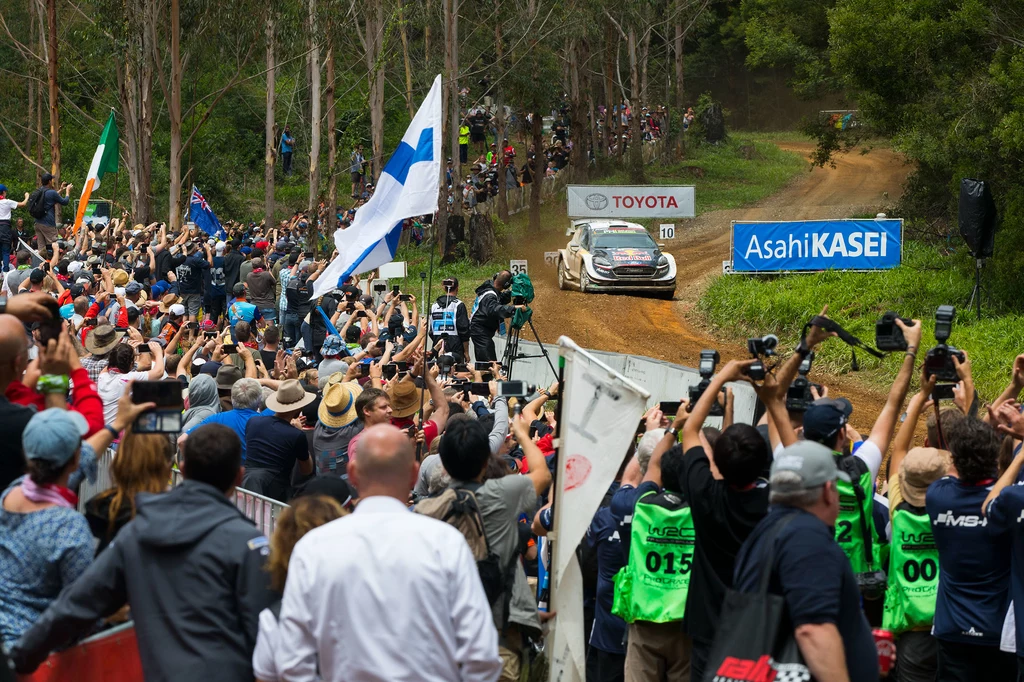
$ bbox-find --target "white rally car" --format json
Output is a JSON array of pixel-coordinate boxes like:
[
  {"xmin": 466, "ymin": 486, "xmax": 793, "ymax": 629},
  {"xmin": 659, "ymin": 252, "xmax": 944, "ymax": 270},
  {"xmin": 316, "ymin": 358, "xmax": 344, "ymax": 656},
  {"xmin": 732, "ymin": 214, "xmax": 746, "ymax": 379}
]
[{"xmin": 557, "ymin": 220, "xmax": 677, "ymax": 298}]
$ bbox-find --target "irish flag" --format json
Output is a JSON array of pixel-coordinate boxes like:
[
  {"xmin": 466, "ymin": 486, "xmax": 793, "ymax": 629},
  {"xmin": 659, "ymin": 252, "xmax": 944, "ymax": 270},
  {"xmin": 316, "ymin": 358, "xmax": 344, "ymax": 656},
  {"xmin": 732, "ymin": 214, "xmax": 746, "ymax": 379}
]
[{"xmin": 72, "ymin": 111, "xmax": 119, "ymax": 234}]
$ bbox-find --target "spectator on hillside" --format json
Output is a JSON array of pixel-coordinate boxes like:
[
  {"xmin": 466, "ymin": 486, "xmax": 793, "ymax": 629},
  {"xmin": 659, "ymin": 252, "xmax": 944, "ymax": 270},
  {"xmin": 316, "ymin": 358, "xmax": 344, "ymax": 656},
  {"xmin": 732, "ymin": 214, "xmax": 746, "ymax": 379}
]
[
  {"xmin": 246, "ymin": 258, "xmax": 277, "ymax": 324},
  {"xmin": 275, "ymin": 424, "xmax": 502, "ymax": 681},
  {"xmin": 31, "ymin": 174, "xmax": 71, "ymax": 252},
  {"xmin": 0, "ymin": 185, "xmax": 29, "ymax": 273},
  {"xmin": 280, "ymin": 126, "xmax": 294, "ymax": 176},
  {"xmin": 437, "ymin": 416, "xmax": 550, "ymax": 679},
  {"xmin": 732, "ymin": 441, "xmax": 879, "ymax": 682},
  {"xmin": 251, "ymin": 494, "xmax": 347, "ymax": 682},
  {"xmin": 0, "ymin": 394, "xmax": 149, "ymax": 648},
  {"xmin": 84, "ymin": 426, "xmax": 173, "ymax": 554},
  {"xmin": 11, "ymin": 423, "xmax": 277, "ymax": 682},
  {"xmin": 228, "ymin": 283, "xmax": 263, "ymax": 330},
  {"xmin": 242, "ymin": 380, "xmax": 315, "ymax": 502},
  {"xmin": 223, "ymin": 240, "xmax": 245, "ymax": 295}
]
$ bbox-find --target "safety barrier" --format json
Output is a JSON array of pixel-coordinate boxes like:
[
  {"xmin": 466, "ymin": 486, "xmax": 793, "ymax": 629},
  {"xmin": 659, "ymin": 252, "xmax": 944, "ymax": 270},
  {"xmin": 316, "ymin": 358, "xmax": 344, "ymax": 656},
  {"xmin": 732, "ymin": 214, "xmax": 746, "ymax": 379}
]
[
  {"xmin": 169, "ymin": 467, "xmax": 287, "ymax": 536},
  {"xmin": 77, "ymin": 448, "xmax": 115, "ymax": 514},
  {"xmin": 17, "ymin": 622, "xmax": 142, "ymax": 682},
  {"xmin": 494, "ymin": 336, "xmax": 759, "ymax": 427}
]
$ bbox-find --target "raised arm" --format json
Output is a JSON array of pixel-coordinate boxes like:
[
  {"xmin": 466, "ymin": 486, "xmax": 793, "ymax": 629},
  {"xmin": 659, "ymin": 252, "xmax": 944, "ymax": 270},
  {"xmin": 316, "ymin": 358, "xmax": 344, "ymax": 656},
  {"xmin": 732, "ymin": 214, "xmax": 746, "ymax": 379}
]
[
  {"xmin": 866, "ymin": 318, "xmax": 923, "ymax": 454},
  {"xmin": 512, "ymin": 415, "xmax": 552, "ymax": 495}
]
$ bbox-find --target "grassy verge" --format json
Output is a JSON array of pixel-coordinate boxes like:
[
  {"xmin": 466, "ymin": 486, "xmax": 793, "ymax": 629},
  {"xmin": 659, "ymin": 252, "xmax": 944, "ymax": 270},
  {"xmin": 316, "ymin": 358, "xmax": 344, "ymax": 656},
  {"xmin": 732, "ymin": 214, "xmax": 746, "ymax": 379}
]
[{"xmin": 698, "ymin": 239, "xmax": 1024, "ymax": 399}]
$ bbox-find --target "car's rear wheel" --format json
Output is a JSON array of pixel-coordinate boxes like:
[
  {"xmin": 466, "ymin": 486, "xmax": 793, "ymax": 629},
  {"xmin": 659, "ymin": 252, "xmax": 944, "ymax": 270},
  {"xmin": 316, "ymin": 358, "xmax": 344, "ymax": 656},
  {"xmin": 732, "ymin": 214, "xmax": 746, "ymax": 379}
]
[
  {"xmin": 557, "ymin": 258, "xmax": 568, "ymax": 290},
  {"xmin": 579, "ymin": 268, "xmax": 591, "ymax": 293}
]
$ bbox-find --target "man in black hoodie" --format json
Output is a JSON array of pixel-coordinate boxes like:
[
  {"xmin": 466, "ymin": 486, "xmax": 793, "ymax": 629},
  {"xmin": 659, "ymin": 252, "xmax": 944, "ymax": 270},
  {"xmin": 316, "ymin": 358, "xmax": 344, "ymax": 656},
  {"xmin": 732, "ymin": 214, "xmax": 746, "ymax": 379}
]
[
  {"xmin": 469, "ymin": 270, "xmax": 519, "ymax": 362},
  {"xmin": 9, "ymin": 424, "xmax": 276, "ymax": 682},
  {"xmin": 429, "ymin": 276, "xmax": 471, "ymax": 362}
]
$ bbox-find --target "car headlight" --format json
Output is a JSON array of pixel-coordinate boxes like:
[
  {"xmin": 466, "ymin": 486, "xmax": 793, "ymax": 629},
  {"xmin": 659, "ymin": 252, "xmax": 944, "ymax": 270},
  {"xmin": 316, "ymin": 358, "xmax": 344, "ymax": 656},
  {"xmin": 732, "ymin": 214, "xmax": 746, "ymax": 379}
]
[
  {"xmin": 655, "ymin": 255, "xmax": 670, "ymax": 274},
  {"xmin": 592, "ymin": 257, "xmax": 613, "ymax": 271}
]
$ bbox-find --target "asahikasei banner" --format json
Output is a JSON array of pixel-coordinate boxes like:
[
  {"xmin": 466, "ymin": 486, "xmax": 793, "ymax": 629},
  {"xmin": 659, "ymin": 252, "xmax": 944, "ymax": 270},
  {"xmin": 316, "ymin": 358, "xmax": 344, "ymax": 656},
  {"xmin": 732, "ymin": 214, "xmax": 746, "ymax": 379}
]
[{"xmin": 730, "ymin": 219, "xmax": 902, "ymax": 272}]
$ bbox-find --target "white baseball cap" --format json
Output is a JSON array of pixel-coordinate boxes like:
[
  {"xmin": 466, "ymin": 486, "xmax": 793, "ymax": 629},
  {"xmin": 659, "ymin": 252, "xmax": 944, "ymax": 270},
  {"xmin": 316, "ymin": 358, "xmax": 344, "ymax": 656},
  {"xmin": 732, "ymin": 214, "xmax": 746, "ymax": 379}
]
[{"xmin": 169, "ymin": 303, "xmax": 186, "ymax": 317}]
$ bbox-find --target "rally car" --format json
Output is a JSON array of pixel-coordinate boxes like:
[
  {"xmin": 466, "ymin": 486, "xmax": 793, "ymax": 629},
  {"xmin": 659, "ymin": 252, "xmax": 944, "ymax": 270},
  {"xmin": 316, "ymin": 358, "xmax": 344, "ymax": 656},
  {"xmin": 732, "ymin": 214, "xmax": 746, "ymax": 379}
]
[{"xmin": 557, "ymin": 220, "xmax": 677, "ymax": 297}]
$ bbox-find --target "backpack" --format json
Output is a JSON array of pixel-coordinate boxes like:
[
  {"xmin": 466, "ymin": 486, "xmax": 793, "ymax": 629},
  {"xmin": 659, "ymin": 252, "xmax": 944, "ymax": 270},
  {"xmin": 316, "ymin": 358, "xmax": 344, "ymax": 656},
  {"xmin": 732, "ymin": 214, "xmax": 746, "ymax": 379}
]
[
  {"xmin": 27, "ymin": 187, "xmax": 47, "ymax": 220},
  {"xmin": 415, "ymin": 484, "xmax": 517, "ymax": 626}
]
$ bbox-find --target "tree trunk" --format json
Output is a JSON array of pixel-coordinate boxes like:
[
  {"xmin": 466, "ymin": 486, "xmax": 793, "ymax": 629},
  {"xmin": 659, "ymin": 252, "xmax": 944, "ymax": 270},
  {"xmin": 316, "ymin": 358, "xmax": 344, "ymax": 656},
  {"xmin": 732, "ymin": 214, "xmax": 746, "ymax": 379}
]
[
  {"xmin": 398, "ymin": 0, "xmax": 415, "ymax": 119},
  {"xmin": 639, "ymin": 28, "xmax": 651, "ymax": 107},
  {"xmin": 35, "ymin": 64, "xmax": 44, "ymax": 184},
  {"xmin": 307, "ymin": 0, "xmax": 320, "ymax": 217},
  {"xmin": 445, "ymin": 0, "xmax": 460, "ymax": 221},
  {"xmin": 603, "ymin": 21, "xmax": 614, "ymax": 157},
  {"xmin": 45, "ymin": 0, "xmax": 60, "ymax": 221},
  {"xmin": 366, "ymin": 0, "xmax": 385, "ymax": 184},
  {"xmin": 627, "ymin": 27, "xmax": 645, "ymax": 183},
  {"xmin": 264, "ymin": 12, "xmax": 276, "ymax": 229},
  {"xmin": 494, "ymin": 3, "xmax": 507, "ymax": 221},
  {"xmin": 25, "ymin": 0, "xmax": 36, "ymax": 177},
  {"xmin": 141, "ymin": 0, "xmax": 155, "ymax": 221},
  {"xmin": 168, "ymin": 0, "xmax": 182, "ymax": 228},
  {"xmin": 568, "ymin": 39, "xmax": 586, "ymax": 181},
  {"xmin": 423, "ymin": 0, "xmax": 431, "ymax": 63},
  {"xmin": 529, "ymin": 112, "xmax": 543, "ymax": 231},
  {"xmin": 326, "ymin": 44, "xmax": 337, "ymax": 232},
  {"xmin": 674, "ymin": 12, "xmax": 684, "ymax": 156}
]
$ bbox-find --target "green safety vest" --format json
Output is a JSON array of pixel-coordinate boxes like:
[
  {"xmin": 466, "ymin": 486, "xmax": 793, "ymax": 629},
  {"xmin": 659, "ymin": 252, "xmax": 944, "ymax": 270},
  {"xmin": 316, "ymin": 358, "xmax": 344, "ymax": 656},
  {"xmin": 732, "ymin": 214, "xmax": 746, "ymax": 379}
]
[
  {"xmin": 833, "ymin": 455, "xmax": 888, "ymax": 592},
  {"xmin": 611, "ymin": 490, "xmax": 694, "ymax": 623},
  {"xmin": 882, "ymin": 504, "xmax": 939, "ymax": 634},
  {"xmin": 459, "ymin": 126, "xmax": 470, "ymax": 145}
]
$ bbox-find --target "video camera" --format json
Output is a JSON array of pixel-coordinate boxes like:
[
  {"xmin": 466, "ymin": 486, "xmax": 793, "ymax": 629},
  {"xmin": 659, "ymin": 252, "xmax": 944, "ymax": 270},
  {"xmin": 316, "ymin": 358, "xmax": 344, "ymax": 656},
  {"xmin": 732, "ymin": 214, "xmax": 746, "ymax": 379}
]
[
  {"xmin": 924, "ymin": 305, "xmax": 965, "ymax": 383},
  {"xmin": 785, "ymin": 352, "xmax": 823, "ymax": 413},
  {"xmin": 745, "ymin": 334, "xmax": 778, "ymax": 381},
  {"xmin": 688, "ymin": 349, "xmax": 725, "ymax": 417},
  {"xmin": 875, "ymin": 311, "xmax": 915, "ymax": 351}
]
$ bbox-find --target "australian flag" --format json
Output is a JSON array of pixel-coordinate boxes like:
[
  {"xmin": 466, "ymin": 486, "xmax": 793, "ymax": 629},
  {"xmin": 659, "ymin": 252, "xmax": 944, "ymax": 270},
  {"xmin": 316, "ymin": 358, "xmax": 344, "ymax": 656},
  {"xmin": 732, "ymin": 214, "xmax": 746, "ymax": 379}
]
[{"xmin": 190, "ymin": 185, "xmax": 225, "ymax": 240}]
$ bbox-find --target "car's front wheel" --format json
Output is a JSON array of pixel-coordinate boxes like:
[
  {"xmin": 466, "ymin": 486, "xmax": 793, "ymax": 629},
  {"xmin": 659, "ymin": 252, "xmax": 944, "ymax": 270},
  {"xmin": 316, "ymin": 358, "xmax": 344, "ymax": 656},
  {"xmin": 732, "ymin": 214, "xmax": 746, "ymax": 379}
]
[
  {"xmin": 579, "ymin": 267, "xmax": 591, "ymax": 293},
  {"xmin": 557, "ymin": 258, "xmax": 568, "ymax": 290}
]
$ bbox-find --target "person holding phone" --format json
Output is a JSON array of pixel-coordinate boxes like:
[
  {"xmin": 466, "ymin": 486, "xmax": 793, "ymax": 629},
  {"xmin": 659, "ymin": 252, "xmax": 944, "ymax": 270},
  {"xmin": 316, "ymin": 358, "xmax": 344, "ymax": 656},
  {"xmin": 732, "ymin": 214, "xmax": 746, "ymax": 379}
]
[{"xmin": 97, "ymin": 342, "xmax": 165, "ymax": 425}]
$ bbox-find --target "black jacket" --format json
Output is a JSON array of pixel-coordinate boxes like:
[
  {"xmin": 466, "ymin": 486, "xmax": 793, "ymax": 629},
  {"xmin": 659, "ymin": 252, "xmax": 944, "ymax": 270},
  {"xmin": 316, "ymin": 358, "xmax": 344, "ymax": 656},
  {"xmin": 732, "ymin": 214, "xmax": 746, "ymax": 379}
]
[
  {"xmin": 11, "ymin": 480, "xmax": 275, "ymax": 682},
  {"xmin": 469, "ymin": 280, "xmax": 515, "ymax": 336}
]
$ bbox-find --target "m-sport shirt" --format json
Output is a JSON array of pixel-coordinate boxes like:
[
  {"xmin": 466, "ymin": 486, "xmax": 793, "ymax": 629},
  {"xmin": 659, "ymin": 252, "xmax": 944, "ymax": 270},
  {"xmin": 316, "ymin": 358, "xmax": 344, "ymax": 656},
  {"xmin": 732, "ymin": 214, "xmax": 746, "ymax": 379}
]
[
  {"xmin": 926, "ymin": 476, "xmax": 1010, "ymax": 645},
  {"xmin": 985, "ymin": 483, "xmax": 1024, "ymax": 655}
]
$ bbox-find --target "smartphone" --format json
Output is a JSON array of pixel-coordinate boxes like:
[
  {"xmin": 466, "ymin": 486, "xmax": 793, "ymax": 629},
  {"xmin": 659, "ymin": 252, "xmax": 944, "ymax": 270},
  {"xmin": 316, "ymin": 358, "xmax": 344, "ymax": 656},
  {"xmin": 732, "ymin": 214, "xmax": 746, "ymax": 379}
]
[
  {"xmin": 659, "ymin": 400, "xmax": 682, "ymax": 415},
  {"xmin": 399, "ymin": 294, "xmax": 413, "ymax": 301},
  {"xmin": 187, "ymin": 322, "xmax": 199, "ymax": 330},
  {"xmin": 38, "ymin": 298, "xmax": 63, "ymax": 346},
  {"xmin": 204, "ymin": 331, "xmax": 217, "ymax": 338},
  {"xmin": 131, "ymin": 380, "xmax": 184, "ymax": 434},
  {"xmin": 473, "ymin": 361, "xmax": 496, "ymax": 371},
  {"xmin": 137, "ymin": 345, "xmax": 151, "ymax": 354},
  {"xmin": 931, "ymin": 384, "xmax": 957, "ymax": 401},
  {"xmin": 382, "ymin": 363, "xmax": 401, "ymax": 380},
  {"xmin": 222, "ymin": 343, "xmax": 237, "ymax": 353},
  {"xmin": 392, "ymin": 285, "xmax": 400, "ymax": 296},
  {"xmin": 355, "ymin": 311, "xmax": 368, "ymax": 319},
  {"xmin": 497, "ymin": 381, "xmax": 527, "ymax": 397},
  {"xmin": 455, "ymin": 363, "xmax": 470, "ymax": 373},
  {"xmin": 358, "ymin": 363, "xmax": 371, "ymax": 377},
  {"xmin": 373, "ymin": 283, "xmax": 387, "ymax": 293},
  {"xmin": 303, "ymin": 251, "xmax": 313, "ymax": 259},
  {"xmin": 466, "ymin": 381, "xmax": 491, "ymax": 396},
  {"xmin": 92, "ymin": 267, "xmax": 102, "ymax": 275}
]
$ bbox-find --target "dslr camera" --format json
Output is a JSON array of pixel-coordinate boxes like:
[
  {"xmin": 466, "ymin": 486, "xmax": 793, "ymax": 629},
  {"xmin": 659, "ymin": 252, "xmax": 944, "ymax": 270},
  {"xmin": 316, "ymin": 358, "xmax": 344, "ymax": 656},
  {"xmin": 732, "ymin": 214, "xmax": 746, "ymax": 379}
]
[
  {"xmin": 786, "ymin": 352, "xmax": 823, "ymax": 413},
  {"xmin": 875, "ymin": 311, "xmax": 915, "ymax": 352},
  {"xmin": 923, "ymin": 305, "xmax": 965, "ymax": 383},
  {"xmin": 688, "ymin": 350, "xmax": 724, "ymax": 417},
  {"xmin": 745, "ymin": 334, "xmax": 778, "ymax": 381}
]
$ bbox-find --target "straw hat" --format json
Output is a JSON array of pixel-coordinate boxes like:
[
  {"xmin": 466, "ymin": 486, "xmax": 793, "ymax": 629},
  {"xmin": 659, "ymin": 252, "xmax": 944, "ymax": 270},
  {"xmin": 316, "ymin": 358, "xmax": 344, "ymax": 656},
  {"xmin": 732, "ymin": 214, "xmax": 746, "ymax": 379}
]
[
  {"xmin": 157, "ymin": 293, "xmax": 182, "ymax": 314},
  {"xmin": 318, "ymin": 381, "xmax": 363, "ymax": 428},
  {"xmin": 386, "ymin": 376, "xmax": 426, "ymax": 419},
  {"xmin": 265, "ymin": 379, "xmax": 317, "ymax": 413}
]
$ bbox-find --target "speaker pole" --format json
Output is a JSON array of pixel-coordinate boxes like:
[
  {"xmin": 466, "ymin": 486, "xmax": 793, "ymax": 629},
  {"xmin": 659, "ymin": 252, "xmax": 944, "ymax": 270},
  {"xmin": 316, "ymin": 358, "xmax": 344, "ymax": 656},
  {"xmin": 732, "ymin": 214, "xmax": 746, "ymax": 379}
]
[{"xmin": 967, "ymin": 257, "xmax": 984, "ymax": 321}]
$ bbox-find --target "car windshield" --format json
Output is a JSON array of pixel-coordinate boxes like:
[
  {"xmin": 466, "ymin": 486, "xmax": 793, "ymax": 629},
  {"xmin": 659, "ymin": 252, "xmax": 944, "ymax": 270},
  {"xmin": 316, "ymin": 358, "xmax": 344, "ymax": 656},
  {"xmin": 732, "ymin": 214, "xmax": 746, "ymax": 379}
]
[{"xmin": 592, "ymin": 231, "xmax": 656, "ymax": 249}]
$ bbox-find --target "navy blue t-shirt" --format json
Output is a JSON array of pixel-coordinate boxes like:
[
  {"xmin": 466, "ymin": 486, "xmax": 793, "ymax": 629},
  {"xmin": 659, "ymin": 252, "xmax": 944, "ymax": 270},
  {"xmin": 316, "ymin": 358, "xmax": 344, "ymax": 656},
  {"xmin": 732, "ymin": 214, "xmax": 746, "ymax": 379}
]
[
  {"xmin": 586, "ymin": 499, "xmax": 627, "ymax": 654},
  {"xmin": 926, "ymin": 476, "xmax": 1010, "ymax": 644},
  {"xmin": 985, "ymin": 483, "xmax": 1024, "ymax": 654},
  {"xmin": 175, "ymin": 252, "xmax": 209, "ymax": 295},
  {"xmin": 244, "ymin": 414, "xmax": 310, "ymax": 478},
  {"xmin": 734, "ymin": 506, "xmax": 878, "ymax": 682},
  {"xmin": 609, "ymin": 480, "xmax": 659, "ymax": 563}
]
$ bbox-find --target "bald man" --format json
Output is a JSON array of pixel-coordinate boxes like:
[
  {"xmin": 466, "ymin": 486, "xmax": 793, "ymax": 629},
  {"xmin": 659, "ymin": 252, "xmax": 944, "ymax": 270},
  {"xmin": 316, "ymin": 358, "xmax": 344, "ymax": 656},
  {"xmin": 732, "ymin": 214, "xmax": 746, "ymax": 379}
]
[
  {"xmin": 274, "ymin": 425, "xmax": 502, "ymax": 682},
  {"xmin": 0, "ymin": 308, "xmax": 42, "ymax": 489}
]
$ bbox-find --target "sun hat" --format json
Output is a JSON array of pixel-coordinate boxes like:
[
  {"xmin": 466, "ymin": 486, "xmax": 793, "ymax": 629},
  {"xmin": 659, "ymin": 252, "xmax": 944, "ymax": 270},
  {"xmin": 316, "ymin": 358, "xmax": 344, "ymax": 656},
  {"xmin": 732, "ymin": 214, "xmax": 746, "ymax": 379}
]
[
  {"xmin": 216, "ymin": 364, "xmax": 244, "ymax": 393},
  {"xmin": 23, "ymin": 409, "xmax": 89, "ymax": 466},
  {"xmin": 318, "ymin": 381, "xmax": 363, "ymax": 428},
  {"xmin": 386, "ymin": 376, "xmax": 426, "ymax": 419},
  {"xmin": 157, "ymin": 293, "xmax": 182, "ymax": 314},
  {"xmin": 265, "ymin": 378, "xmax": 317, "ymax": 413},
  {"xmin": 84, "ymin": 324, "xmax": 125, "ymax": 355},
  {"xmin": 899, "ymin": 447, "xmax": 950, "ymax": 507},
  {"xmin": 321, "ymin": 334, "xmax": 344, "ymax": 357},
  {"xmin": 111, "ymin": 269, "xmax": 129, "ymax": 286}
]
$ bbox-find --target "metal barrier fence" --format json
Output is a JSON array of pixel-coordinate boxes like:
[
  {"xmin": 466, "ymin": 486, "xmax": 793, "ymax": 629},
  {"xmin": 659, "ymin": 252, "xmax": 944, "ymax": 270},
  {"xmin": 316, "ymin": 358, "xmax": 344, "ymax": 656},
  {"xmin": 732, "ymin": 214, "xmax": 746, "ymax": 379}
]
[
  {"xmin": 169, "ymin": 467, "xmax": 287, "ymax": 536},
  {"xmin": 494, "ymin": 336, "xmax": 760, "ymax": 428},
  {"xmin": 77, "ymin": 448, "xmax": 116, "ymax": 514}
]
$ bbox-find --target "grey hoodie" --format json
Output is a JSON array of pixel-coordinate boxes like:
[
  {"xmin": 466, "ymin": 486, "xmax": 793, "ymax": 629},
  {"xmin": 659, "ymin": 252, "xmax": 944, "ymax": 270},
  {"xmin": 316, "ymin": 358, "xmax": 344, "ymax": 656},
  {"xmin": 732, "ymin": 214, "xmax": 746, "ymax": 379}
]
[
  {"xmin": 10, "ymin": 480, "xmax": 275, "ymax": 682},
  {"xmin": 181, "ymin": 373, "xmax": 220, "ymax": 432}
]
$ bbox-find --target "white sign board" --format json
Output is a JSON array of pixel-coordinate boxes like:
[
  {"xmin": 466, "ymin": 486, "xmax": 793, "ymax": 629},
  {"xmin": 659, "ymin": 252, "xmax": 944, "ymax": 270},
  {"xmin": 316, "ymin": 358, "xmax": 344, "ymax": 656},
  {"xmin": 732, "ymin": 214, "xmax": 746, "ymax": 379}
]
[
  {"xmin": 659, "ymin": 224, "xmax": 676, "ymax": 239},
  {"xmin": 544, "ymin": 251, "xmax": 558, "ymax": 265},
  {"xmin": 378, "ymin": 261, "xmax": 408, "ymax": 279},
  {"xmin": 567, "ymin": 185, "xmax": 696, "ymax": 219},
  {"xmin": 510, "ymin": 259, "xmax": 528, "ymax": 276}
]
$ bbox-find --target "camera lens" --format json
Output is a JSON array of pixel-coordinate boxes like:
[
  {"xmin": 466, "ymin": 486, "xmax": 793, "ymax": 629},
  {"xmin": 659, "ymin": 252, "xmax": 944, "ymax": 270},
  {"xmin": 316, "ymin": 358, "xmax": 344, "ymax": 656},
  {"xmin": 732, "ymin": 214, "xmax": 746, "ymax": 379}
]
[{"xmin": 762, "ymin": 334, "xmax": 779, "ymax": 351}]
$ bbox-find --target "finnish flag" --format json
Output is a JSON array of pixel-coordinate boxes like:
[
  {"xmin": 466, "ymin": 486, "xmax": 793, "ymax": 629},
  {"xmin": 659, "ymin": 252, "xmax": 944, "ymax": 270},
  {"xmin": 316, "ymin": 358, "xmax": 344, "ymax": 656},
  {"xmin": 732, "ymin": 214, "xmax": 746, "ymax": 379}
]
[{"xmin": 313, "ymin": 74, "xmax": 443, "ymax": 298}]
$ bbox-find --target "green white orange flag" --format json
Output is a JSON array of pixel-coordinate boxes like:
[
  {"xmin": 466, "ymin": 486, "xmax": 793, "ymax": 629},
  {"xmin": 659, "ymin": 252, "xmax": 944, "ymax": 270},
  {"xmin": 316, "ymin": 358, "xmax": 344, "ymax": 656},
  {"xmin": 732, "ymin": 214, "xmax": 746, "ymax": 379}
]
[{"xmin": 72, "ymin": 110, "xmax": 119, "ymax": 234}]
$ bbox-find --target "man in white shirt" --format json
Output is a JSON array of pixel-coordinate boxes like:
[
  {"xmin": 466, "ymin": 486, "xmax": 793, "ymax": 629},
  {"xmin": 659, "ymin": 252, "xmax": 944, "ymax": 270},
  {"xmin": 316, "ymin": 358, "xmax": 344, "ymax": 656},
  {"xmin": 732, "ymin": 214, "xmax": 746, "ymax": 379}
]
[
  {"xmin": 0, "ymin": 184, "xmax": 28, "ymax": 273},
  {"xmin": 274, "ymin": 424, "xmax": 502, "ymax": 682}
]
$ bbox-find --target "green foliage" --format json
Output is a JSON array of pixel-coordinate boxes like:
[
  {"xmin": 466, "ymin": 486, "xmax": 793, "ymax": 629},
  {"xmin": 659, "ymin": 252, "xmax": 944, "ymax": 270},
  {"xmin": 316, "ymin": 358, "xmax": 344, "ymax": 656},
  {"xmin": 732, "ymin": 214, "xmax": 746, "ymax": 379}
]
[{"xmin": 699, "ymin": 239, "xmax": 1024, "ymax": 399}]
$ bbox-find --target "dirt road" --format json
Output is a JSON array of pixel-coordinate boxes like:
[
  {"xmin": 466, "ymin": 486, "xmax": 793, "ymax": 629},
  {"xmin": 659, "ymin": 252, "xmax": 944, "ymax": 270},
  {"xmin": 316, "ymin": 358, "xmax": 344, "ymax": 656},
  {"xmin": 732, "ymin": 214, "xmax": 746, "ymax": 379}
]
[{"xmin": 519, "ymin": 142, "xmax": 912, "ymax": 428}]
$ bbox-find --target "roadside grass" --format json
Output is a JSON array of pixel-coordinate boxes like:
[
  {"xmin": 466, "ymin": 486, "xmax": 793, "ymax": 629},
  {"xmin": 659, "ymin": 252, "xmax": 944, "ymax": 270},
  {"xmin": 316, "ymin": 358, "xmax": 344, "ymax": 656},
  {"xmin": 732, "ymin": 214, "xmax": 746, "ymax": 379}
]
[{"xmin": 698, "ymin": 239, "xmax": 1024, "ymax": 399}]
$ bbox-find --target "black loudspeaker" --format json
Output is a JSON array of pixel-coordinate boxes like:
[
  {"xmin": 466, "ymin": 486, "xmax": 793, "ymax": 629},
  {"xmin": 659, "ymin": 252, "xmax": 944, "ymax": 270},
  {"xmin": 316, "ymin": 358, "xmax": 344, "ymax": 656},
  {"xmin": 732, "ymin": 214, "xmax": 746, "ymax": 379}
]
[{"xmin": 958, "ymin": 179, "xmax": 997, "ymax": 258}]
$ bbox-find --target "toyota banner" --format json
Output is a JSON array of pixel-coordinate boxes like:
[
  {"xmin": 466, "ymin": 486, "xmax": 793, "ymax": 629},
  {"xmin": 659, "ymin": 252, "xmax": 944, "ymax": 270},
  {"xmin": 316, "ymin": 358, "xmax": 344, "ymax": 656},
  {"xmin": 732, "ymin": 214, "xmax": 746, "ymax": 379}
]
[
  {"xmin": 567, "ymin": 185, "xmax": 696, "ymax": 219},
  {"xmin": 730, "ymin": 218, "xmax": 903, "ymax": 272}
]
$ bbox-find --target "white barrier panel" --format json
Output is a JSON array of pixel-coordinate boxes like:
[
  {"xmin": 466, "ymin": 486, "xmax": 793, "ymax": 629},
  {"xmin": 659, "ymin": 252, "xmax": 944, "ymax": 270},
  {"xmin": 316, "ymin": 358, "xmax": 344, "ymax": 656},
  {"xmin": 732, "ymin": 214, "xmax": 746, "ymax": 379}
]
[
  {"xmin": 78, "ymin": 448, "xmax": 116, "ymax": 514},
  {"xmin": 494, "ymin": 337, "xmax": 759, "ymax": 426},
  {"xmin": 169, "ymin": 467, "xmax": 287, "ymax": 536}
]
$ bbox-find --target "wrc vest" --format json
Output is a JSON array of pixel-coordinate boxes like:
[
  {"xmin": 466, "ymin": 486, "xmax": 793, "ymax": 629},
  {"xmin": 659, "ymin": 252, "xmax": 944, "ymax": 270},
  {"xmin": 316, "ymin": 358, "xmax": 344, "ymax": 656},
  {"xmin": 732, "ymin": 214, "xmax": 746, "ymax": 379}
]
[
  {"xmin": 882, "ymin": 502, "xmax": 939, "ymax": 633},
  {"xmin": 611, "ymin": 490, "xmax": 694, "ymax": 623},
  {"xmin": 834, "ymin": 453, "xmax": 888, "ymax": 596}
]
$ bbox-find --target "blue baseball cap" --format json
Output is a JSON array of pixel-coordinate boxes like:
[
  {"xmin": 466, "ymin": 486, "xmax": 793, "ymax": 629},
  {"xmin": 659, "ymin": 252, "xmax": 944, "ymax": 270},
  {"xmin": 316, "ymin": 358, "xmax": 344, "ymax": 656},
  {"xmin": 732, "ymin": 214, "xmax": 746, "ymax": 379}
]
[
  {"xmin": 23, "ymin": 408, "xmax": 89, "ymax": 466},
  {"xmin": 802, "ymin": 398, "xmax": 853, "ymax": 444},
  {"xmin": 0, "ymin": 184, "xmax": 7, "ymax": 194}
]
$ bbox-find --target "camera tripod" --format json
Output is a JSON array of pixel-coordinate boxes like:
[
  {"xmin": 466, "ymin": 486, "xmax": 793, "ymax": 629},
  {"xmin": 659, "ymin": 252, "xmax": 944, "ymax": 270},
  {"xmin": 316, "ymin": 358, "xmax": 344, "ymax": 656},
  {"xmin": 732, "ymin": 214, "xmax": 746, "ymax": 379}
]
[
  {"xmin": 501, "ymin": 314, "xmax": 558, "ymax": 382},
  {"xmin": 965, "ymin": 257, "xmax": 988, "ymax": 321}
]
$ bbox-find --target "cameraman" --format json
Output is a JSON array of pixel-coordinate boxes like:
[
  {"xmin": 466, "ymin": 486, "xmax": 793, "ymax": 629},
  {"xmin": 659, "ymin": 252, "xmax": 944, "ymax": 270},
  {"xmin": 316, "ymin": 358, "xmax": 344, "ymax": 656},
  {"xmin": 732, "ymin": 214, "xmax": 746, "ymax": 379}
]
[
  {"xmin": 469, "ymin": 270, "xmax": 521, "ymax": 363},
  {"xmin": 429, "ymin": 277, "xmax": 470, "ymax": 363},
  {"xmin": 802, "ymin": 313, "xmax": 922, "ymax": 618}
]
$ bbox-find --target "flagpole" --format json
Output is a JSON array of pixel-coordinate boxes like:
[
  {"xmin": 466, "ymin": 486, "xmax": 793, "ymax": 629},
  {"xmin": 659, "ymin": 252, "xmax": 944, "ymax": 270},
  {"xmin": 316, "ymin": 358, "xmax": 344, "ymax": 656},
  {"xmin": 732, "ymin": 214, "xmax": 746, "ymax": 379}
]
[{"xmin": 414, "ymin": 211, "xmax": 438, "ymax": 463}]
